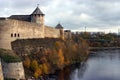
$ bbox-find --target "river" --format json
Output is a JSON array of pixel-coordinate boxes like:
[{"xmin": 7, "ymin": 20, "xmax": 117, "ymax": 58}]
[{"xmin": 49, "ymin": 49, "xmax": 120, "ymax": 80}]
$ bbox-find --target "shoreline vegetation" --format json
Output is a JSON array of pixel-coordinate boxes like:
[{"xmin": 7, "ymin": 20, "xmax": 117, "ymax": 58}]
[
  {"xmin": 11, "ymin": 38, "xmax": 89, "ymax": 79},
  {"xmin": 89, "ymin": 47, "xmax": 120, "ymax": 50},
  {"xmin": 0, "ymin": 49, "xmax": 21, "ymax": 63}
]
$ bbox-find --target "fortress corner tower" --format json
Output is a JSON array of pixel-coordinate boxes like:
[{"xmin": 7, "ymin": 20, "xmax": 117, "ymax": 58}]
[
  {"xmin": 31, "ymin": 6, "xmax": 45, "ymax": 25},
  {"xmin": 31, "ymin": 6, "xmax": 45, "ymax": 37}
]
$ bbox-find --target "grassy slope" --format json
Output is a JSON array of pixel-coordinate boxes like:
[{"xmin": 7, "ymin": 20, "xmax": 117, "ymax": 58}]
[{"xmin": 0, "ymin": 48, "xmax": 21, "ymax": 63}]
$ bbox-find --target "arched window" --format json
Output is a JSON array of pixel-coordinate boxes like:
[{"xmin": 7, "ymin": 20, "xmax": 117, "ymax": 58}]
[
  {"xmin": 11, "ymin": 33, "xmax": 13, "ymax": 37},
  {"xmin": 14, "ymin": 33, "xmax": 16, "ymax": 37},
  {"xmin": 18, "ymin": 34, "xmax": 20, "ymax": 37}
]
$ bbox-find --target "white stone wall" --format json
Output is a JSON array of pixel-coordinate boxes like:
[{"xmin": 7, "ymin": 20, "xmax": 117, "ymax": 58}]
[{"xmin": 3, "ymin": 62, "xmax": 25, "ymax": 79}]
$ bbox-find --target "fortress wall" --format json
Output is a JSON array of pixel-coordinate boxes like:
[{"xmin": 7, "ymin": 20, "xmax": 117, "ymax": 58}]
[
  {"xmin": 0, "ymin": 19, "xmax": 44, "ymax": 49},
  {"xmin": 0, "ymin": 19, "xmax": 60, "ymax": 50},
  {"xmin": 2, "ymin": 19, "xmax": 44, "ymax": 38},
  {"xmin": 45, "ymin": 26, "xmax": 60, "ymax": 38},
  {"xmin": 0, "ymin": 20, "xmax": 16, "ymax": 49},
  {"xmin": 0, "ymin": 59, "xmax": 4, "ymax": 80},
  {"xmin": 2, "ymin": 62, "xmax": 25, "ymax": 79}
]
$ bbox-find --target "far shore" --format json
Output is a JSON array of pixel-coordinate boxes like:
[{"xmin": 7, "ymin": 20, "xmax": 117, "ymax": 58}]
[{"xmin": 89, "ymin": 47, "xmax": 120, "ymax": 50}]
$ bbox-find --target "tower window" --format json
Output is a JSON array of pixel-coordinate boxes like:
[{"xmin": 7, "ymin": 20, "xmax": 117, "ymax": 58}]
[
  {"xmin": 14, "ymin": 33, "xmax": 16, "ymax": 37},
  {"xmin": 18, "ymin": 34, "xmax": 20, "ymax": 37},
  {"xmin": 11, "ymin": 33, "xmax": 13, "ymax": 37}
]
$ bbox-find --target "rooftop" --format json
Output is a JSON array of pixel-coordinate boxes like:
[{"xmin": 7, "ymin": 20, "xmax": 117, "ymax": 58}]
[
  {"xmin": 31, "ymin": 7, "xmax": 44, "ymax": 15},
  {"xmin": 55, "ymin": 23, "xmax": 63, "ymax": 29}
]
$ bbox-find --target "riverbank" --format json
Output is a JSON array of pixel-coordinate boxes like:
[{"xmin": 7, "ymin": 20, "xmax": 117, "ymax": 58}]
[
  {"xmin": 54, "ymin": 49, "xmax": 120, "ymax": 80},
  {"xmin": 11, "ymin": 38, "xmax": 89, "ymax": 79},
  {"xmin": 89, "ymin": 47, "xmax": 120, "ymax": 50}
]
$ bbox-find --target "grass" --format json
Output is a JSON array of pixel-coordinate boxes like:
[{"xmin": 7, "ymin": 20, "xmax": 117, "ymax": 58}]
[{"xmin": 0, "ymin": 48, "xmax": 21, "ymax": 63}]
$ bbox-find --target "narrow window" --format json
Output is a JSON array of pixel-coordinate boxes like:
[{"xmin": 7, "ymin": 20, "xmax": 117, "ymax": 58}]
[
  {"xmin": 14, "ymin": 33, "xmax": 16, "ymax": 37},
  {"xmin": 11, "ymin": 33, "xmax": 13, "ymax": 37},
  {"xmin": 18, "ymin": 34, "xmax": 20, "ymax": 37}
]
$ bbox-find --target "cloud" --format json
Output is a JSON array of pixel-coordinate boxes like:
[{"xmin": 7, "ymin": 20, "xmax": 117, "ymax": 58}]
[{"xmin": 0, "ymin": 0, "xmax": 120, "ymax": 32}]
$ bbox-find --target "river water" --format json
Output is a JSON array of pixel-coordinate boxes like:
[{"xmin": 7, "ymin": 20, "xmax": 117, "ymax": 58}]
[{"xmin": 52, "ymin": 50, "xmax": 120, "ymax": 80}]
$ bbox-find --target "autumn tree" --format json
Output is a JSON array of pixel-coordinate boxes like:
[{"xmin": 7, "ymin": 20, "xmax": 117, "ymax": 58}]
[
  {"xmin": 30, "ymin": 59, "xmax": 38, "ymax": 72},
  {"xmin": 40, "ymin": 63, "xmax": 49, "ymax": 74},
  {"xmin": 23, "ymin": 57, "xmax": 31, "ymax": 68},
  {"xmin": 54, "ymin": 41, "xmax": 65, "ymax": 51},
  {"xmin": 34, "ymin": 68, "xmax": 42, "ymax": 78},
  {"xmin": 57, "ymin": 49, "xmax": 64, "ymax": 69}
]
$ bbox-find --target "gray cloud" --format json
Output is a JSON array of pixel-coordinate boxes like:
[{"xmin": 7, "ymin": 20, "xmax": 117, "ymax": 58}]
[{"xmin": 0, "ymin": 0, "xmax": 120, "ymax": 32}]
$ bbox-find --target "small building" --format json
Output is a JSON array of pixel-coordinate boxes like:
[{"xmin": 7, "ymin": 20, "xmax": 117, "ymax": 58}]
[{"xmin": 64, "ymin": 30, "xmax": 72, "ymax": 39}]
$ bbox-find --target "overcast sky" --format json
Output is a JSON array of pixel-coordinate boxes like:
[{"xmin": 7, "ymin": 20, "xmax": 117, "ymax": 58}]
[{"xmin": 0, "ymin": 0, "xmax": 120, "ymax": 33}]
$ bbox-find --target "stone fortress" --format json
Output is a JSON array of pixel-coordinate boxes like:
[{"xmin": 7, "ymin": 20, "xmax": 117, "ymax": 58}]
[
  {"xmin": 0, "ymin": 6, "xmax": 68, "ymax": 80},
  {"xmin": 0, "ymin": 6, "xmax": 64, "ymax": 50}
]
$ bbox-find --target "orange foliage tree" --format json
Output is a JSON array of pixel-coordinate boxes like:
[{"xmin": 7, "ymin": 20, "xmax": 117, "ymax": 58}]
[
  {"xmin": 34, "ymin": 68, "xmax": 42, "ymax": 78},
  {"xmin": 57, "ymin": 49, "xmax": 64, "ymax": 69},
  {"xmin": 30, "ymin": 60, "xmax": 39, "ymax": 72},
  {"xmin": 23, "ymin": 57, "xmax": 31, "ymax": 69}
]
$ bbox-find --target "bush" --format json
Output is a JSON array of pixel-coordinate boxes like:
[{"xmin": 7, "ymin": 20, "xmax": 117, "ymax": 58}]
[
  {"xmin": 0, "ymin": 49, "xmax": 21, "ymax": 63},
  {"xmin": 23, "ymin": 57, "xmax": 31, "ymax": 68},
  {"xmin": 30, "ymin": 60, "xmax": 38, "ymax": 71}
]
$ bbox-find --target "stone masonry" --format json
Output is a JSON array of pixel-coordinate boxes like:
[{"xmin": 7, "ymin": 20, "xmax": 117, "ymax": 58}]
[{"xmin": 2, "ymin": 62, "xmax": 25, "ymax": 79}]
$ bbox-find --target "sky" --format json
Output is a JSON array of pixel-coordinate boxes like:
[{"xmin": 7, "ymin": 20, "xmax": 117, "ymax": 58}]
[{"xmin": 0, "ymin": 0, "xmax": 120, "ymax": 33}]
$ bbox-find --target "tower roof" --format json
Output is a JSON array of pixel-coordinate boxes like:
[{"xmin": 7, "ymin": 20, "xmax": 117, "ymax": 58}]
[
  {"xmin": 55, "ymin": 23, "xmax": 63, "ymax": 29},
  {"xmin": 31, "ymin": 7, "xmax": 44, "ymax": 15}
]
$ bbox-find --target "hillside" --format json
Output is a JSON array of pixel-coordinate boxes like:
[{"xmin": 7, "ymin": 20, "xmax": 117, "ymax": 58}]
[{"xmin": 11, "ymin": 38, "xmax": 89, "ymax": 79}]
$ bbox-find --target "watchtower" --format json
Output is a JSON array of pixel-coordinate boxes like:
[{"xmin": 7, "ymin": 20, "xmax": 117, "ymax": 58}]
[
  {"xmin": 55, "ymin": 23, "xmax": 64, "ymax": 39},
  {"xmin": 31, "ymin": 5, "xmax": 45, "ymax": 37},
  {"xmin": 31, "ymin": 6, "xmax": 45, "ymax": 26}
]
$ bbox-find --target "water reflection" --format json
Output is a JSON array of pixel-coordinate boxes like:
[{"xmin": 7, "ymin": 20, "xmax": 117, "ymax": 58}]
[
  {"xmin": 56, "ymin": 50, "xmax": 120, "ymax": 80},
  {"xmin": 55, "ymin": 64, "xmax": 82, "ymax": 80},
  {"xmin": 70, "ymin": 62, "xmax": 88, "ymax": 80}
]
